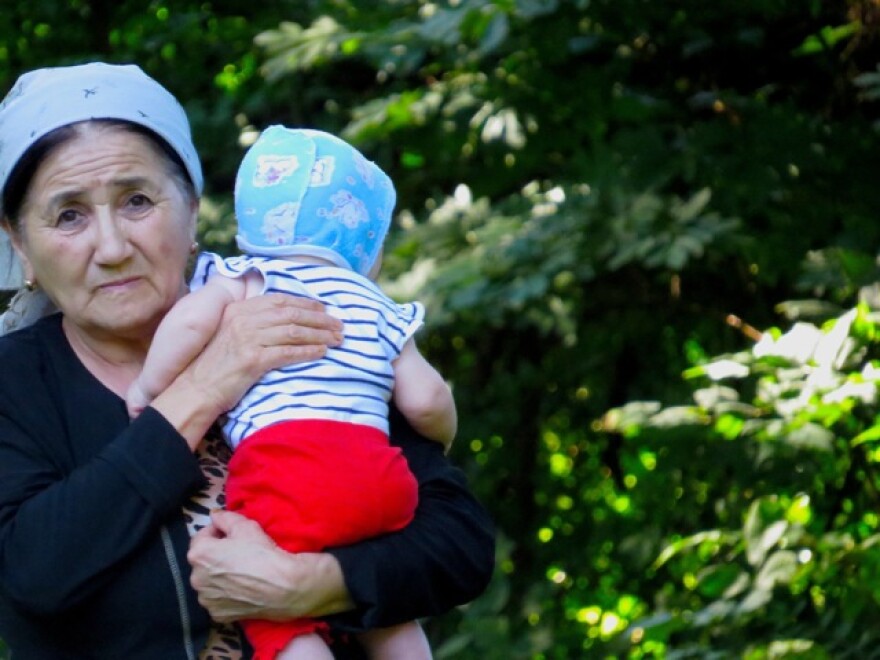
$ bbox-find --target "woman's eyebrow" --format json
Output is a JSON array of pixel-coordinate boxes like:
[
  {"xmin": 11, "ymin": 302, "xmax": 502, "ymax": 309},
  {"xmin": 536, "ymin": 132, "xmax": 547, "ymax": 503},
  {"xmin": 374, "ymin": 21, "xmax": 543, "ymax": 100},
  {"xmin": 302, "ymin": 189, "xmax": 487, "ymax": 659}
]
[
  {"xmin": 46, "ymin": 176, "xmax": 155, "ymax": 207},
  {"xmin": 46, "ymin": 188, "xmax": 84, "ymax": 208},
  {"xmin": 112, "ymin": 175, "xmax": 156, "ymax": 190}
]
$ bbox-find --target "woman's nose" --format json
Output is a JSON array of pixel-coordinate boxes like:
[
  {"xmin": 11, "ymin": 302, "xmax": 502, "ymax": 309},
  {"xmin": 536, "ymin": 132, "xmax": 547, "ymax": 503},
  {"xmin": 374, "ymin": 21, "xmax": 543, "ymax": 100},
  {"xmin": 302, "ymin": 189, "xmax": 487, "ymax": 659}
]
[{"xmin": 93, "ymin": 208, "xmax": 132, "ymax": 264}]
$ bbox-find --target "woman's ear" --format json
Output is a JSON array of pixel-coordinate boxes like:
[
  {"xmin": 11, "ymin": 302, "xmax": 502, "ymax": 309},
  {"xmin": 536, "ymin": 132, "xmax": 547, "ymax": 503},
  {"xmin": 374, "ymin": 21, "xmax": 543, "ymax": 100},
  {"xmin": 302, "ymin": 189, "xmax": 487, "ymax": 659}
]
[{"xmin": 188, "ymin": 197, "xmax": 200, "ymax": 243}]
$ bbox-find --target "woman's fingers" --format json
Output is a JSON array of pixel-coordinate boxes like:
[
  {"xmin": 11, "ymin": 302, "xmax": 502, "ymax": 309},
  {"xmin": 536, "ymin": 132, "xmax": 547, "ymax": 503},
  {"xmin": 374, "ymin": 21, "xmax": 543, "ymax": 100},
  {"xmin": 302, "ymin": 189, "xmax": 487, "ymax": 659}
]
[
  {"xmin": 161, "ymin": 292, "xmax": 345, "ymax": 433},
  {"xmin": 210, "ymin": 509, "xmax": 274, "ymax": 542},
  {"xmin": 188, "ymin": 520, "xmax": 304, "ymax": 621},
  {"xmin": 240, "ymin": 294, "xmax": 342, "ymax": 337},
  {"xmin": 217, "ymin": 295, "xmax": 342, "ymax": 374},
  {"xmin": 220, "ymin": 295, "xmax": 342, "ymax": 362}
]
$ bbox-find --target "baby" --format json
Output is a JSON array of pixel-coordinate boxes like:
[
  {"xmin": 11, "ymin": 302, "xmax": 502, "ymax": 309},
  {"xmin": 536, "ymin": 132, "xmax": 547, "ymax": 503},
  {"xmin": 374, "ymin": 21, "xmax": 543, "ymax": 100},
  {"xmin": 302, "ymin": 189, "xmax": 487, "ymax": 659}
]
[{"xmin": 128, "ymin": 126, "xmax": 455, "ymax": 659}]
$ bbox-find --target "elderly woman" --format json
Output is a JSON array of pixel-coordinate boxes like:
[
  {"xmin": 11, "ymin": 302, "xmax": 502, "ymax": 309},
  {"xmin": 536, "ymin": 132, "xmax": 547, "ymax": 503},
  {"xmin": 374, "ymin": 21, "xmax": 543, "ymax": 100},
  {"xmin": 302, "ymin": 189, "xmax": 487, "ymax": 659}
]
[{"xmin": 0, "ymin": 62, "xmax": 494, "ymax": 659}]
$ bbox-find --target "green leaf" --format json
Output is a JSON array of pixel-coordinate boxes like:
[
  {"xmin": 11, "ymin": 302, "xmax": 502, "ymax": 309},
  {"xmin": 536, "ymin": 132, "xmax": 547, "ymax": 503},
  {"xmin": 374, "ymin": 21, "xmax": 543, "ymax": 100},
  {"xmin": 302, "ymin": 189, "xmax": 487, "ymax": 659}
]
[
  {"xmin": 434, "ymin": 633, "xmax": 473, "ymax": 659},
  {"xmin": 851, "ymin": 423, "xmax": 880, "ymax": 447},
  {"xmin": 744, "ymin": 502, "xmax": 788, "ymax": 567},
  {"xmin": 653, "ymin": 530, "xmax": 729, "ymax": 570},
  {"xmin": 754, "ymin": 549, "xmax": 799, "ymax": 590},
  {"xmin": 792, "ymin": 22, "xmax": 859, "ymax": 56},
  {"xmin": 782, "ymin": 423, "xmax": 834, "ymax": 452},
  {"xmin": 695, "ymin": 564, "xmax": 744, "ymax": 598},
  {"xmin": 674, "ymin": 187, "xmax": 712, "ymax": 222},
  {"xmin": 479, "ymin": 12, "xmax": 508, "ymax": 55}
]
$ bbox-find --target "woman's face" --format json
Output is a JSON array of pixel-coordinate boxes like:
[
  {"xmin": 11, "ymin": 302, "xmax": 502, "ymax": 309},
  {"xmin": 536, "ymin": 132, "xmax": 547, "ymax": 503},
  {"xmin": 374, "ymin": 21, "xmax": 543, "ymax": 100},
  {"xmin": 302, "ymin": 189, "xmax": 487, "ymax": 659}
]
[{"xmin": 10, "ymin": 123, "xmax": 197, "ymax": 342}]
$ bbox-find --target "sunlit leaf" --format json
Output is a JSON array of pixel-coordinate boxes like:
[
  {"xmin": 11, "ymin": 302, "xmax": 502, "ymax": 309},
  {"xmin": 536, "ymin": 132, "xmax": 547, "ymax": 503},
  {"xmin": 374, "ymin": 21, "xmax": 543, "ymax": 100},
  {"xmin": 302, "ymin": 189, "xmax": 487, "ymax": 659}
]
[
  {"xmin": 754, "ymin": 550, "xmax": 799, "ymax": 590},
  {"xmin": 695, "ymin": 564, "xmax": 744, "ymax": 598}
]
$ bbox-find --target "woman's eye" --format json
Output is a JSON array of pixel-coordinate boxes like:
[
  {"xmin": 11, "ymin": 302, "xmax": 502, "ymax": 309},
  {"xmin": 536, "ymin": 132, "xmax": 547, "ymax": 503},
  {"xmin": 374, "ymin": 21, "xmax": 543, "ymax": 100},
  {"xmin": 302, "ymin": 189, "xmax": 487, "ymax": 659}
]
[
  {"xmin": 56, "ymin": 209, "xmax": 82, "ymax": 227},
  {"xmin": 127, "ymin": 193, "xmax": 152, "ymax": 208}
]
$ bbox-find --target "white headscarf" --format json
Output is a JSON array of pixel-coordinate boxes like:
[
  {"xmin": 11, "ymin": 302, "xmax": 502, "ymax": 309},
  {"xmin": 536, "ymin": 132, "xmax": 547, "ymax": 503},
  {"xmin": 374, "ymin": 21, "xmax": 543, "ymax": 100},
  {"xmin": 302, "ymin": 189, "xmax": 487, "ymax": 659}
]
[
  {"xmin": 0, "ymin": 238, "xmax": 23, "ymax": 291},
  {"xmin": 0, "ymin": 61, "xmax": 203, "ymax": 334}
]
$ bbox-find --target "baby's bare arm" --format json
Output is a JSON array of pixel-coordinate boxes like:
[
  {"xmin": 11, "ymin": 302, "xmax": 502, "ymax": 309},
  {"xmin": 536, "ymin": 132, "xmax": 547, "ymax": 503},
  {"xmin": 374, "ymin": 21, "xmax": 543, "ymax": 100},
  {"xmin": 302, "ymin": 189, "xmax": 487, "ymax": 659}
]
[
  {"xmin": 132, "ymin": 276, "xmax": 247, "ymax": 407},
  {"xmin": 392, "ymin": 339, "xmax": 457, "ymax": 450}
]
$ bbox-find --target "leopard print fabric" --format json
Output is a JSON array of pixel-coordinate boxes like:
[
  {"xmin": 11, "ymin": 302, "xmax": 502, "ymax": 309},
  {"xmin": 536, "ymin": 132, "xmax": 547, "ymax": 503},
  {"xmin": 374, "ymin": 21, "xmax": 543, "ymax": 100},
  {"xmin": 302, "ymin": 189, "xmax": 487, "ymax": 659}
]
[{"xmin": 183, "ymin": 429, "xmax": 246, "ymax": 660}]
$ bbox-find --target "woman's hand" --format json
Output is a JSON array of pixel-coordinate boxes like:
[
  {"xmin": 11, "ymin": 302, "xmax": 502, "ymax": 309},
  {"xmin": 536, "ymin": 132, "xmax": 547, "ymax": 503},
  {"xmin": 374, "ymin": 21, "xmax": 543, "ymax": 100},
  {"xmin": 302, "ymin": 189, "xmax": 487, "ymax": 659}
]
[
  {"xmin": 151, "ymin": 294, "xmax": 343, "ymax": 447},
  {"xmin": 186, "ymin": 294, "xmax": 343, "ymax": 414},
  {"xmin": 188, "ymin": 510, "xmax": 353, "ymax": 622}
]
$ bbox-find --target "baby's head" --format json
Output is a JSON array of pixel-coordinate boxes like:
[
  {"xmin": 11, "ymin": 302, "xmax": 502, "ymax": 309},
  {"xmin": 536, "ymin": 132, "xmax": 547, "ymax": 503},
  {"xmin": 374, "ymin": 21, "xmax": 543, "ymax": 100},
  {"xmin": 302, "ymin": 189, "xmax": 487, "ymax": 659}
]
[{"xmin": 234, "ymin": 125, "xmax": 396, "ymax": 277}]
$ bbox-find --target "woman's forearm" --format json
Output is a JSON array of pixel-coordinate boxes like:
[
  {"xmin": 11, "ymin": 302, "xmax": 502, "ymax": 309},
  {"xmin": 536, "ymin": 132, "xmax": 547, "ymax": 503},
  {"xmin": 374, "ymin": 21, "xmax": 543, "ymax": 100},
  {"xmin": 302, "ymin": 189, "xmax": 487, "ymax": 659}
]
[
  {"xmin": 149, "ymin": 371, "xmax": 228, "ymax": 450},
  {"xmin": 0, "ymin": 408, "xmax": 203, "ymax": 614}
]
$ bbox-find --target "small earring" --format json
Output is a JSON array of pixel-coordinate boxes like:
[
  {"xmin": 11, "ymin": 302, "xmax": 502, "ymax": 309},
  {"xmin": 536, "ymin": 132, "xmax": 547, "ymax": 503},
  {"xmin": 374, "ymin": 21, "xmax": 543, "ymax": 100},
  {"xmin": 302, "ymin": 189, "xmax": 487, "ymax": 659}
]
[
  {"xmin": 23, "ymin": 279, "xmax": 36, "ymax": 291},
  {"xmin": 189, "ymin": 241, "xmax": 199, "ymax": 255}
]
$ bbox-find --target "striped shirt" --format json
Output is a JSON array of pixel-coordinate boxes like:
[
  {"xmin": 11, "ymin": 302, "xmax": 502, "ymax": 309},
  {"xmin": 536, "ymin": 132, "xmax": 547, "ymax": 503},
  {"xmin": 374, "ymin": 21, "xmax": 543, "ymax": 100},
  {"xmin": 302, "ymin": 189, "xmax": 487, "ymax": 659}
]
[{"xmin": 192, "ymin": 253, "xmax": 424, "ymax": 450}]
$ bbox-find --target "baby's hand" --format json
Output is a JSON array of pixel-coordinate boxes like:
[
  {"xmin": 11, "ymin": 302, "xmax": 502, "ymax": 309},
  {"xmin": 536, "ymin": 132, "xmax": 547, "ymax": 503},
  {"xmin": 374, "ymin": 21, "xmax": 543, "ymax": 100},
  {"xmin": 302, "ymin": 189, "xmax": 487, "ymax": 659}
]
[{"xmin": 126, "ymin": 380, "xmax": 151, "ymax": 419}]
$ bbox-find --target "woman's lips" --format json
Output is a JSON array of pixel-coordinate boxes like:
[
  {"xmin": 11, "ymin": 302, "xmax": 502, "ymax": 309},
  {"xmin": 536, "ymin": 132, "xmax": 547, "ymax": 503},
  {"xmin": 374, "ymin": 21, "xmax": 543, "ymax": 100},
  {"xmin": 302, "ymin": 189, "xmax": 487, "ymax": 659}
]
[{"xmin": 99, "ymin": 276, "xmax": 141, "ymax": 290}]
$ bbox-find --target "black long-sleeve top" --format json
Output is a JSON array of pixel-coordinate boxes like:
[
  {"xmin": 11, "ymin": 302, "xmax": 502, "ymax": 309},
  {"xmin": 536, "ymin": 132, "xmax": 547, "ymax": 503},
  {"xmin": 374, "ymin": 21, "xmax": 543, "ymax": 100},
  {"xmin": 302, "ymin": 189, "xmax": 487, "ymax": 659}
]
[{"xmin": 0, "ymin": 313, "xmax": 495, "ymax": 658}]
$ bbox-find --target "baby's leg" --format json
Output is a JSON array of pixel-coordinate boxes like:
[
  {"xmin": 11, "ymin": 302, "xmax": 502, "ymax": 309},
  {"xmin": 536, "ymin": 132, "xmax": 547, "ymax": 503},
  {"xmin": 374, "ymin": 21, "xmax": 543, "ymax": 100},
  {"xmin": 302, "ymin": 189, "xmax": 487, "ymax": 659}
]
[
  {"xmin": 357, "ymin": 621, "xmax": 432, "ymax": 660},
  {"xmin": 275, "ymin": 632, "xmax": 334, "ymax": 660}
]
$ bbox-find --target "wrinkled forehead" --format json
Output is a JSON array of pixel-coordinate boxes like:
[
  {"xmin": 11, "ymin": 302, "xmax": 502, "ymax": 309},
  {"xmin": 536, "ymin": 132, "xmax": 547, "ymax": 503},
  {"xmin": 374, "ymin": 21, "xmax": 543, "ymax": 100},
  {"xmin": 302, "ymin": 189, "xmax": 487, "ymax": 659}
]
[{"xmin": 26, "ymin": 125, "xmax": 180, "ymax": 205}]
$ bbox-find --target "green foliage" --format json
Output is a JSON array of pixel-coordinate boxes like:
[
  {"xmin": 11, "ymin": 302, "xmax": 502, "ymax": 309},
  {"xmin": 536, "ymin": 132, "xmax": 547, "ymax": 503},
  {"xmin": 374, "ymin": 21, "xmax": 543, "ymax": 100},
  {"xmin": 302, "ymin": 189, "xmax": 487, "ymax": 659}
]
[
  {"xmin": 3, "ymin": 0, "xmax": 880, "ymax": 658},
  {"xmin": 603, "ymin": 298, "xmax": 880, "ymax": 656}
]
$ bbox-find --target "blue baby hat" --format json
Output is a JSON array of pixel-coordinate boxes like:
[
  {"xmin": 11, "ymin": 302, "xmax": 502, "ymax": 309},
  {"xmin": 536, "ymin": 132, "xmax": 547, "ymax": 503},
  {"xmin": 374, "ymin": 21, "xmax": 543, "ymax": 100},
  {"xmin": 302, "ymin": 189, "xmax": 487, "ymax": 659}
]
[{"xmin": 235, "ymin": 125, "xmax": 396, "ymax": 276}]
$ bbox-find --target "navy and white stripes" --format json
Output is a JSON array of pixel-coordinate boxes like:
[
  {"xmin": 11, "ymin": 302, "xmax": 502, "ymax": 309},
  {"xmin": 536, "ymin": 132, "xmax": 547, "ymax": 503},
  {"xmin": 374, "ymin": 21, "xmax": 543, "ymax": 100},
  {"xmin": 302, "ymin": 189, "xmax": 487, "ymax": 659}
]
[{"xmin": 191, "ymin": 253, "xmax": 424, "ymax": 449}]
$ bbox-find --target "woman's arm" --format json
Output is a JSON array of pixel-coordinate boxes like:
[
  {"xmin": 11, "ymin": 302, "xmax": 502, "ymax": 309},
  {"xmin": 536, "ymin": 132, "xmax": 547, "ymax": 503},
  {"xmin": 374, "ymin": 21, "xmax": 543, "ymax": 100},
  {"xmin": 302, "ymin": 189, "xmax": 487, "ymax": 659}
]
[
  {"xmin": 0, "ymin": 398, "xmax": 203, "ymax": 615},
  {"xmin": 0, "ymin": 296, "xmax": 342, "ymax": 615},
  {"xmin": 187, "ymin": 406, "xmax": 495, "ymax": 630},
  {"xmin": 326, "ymin": 406, "xmax": 495, "ymax": 630}
]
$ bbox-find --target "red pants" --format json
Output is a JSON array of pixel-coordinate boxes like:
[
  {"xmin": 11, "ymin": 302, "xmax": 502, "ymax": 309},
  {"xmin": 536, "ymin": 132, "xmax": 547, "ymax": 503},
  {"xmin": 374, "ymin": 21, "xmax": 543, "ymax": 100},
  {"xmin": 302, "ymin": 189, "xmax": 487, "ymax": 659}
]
[{"xmin": 225, "ymin": 419, "xmax": 418, "ymax": 660}]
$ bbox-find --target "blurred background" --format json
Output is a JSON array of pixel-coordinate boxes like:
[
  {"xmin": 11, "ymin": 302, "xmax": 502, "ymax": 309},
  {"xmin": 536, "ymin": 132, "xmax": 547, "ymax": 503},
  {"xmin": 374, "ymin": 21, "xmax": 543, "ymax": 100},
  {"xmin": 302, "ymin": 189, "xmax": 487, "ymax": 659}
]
[{"xmin": 3, "ymin": 1, "xmax": 880, "ymax": 657}]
